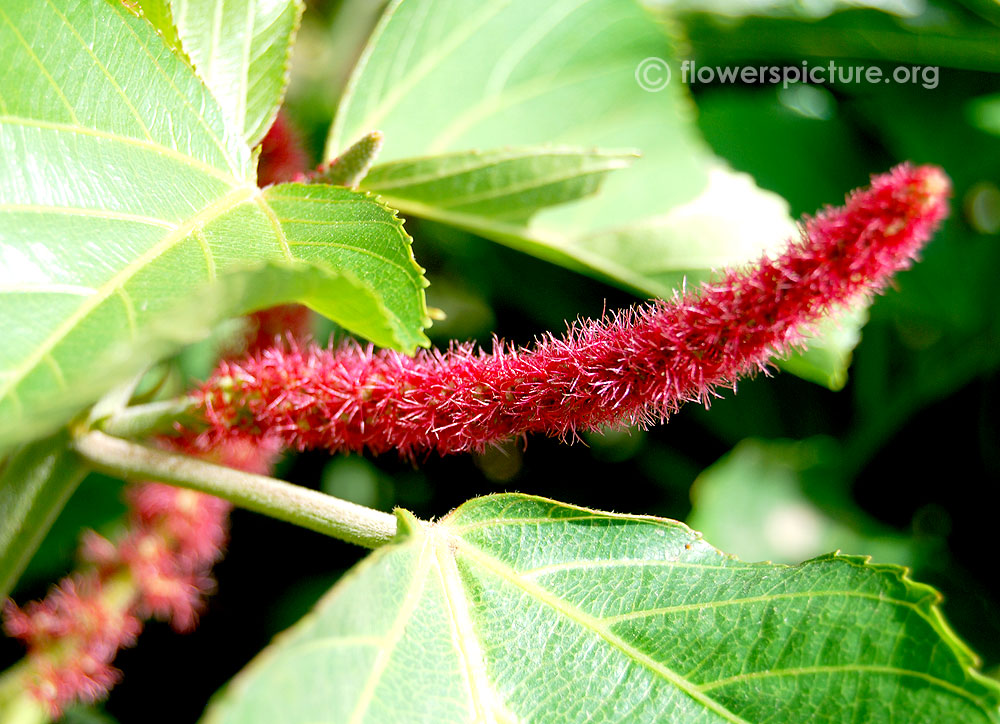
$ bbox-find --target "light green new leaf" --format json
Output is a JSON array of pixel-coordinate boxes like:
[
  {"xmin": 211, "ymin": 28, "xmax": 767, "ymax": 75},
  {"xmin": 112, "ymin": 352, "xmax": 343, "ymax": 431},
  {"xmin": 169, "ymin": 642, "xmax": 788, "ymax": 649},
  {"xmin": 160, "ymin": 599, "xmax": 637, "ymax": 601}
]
[
  {"xmin": 204, "ymin": 494, "xmax": 1000, "ymax": 724},
  {"xmin": 171, "ymin": 0, "xmax": 303, "ymax": 147},
  {"xmin": 128, "ymin": 0, "xmax": 184, "ymax": 53},
  {"xmin": 364, "ymin": 146, "xmax": 637, "ymax": 226},
  {"xmin": 328, "ymin": 0, "xmax": 854, "ymax": 388},
  {"xmin": 0, "ymin": 431, "xmax": 87, "ymax": 601},
  {"xmin": 0, "ymin": 0, "xmax": 428, "ymax": 449}
]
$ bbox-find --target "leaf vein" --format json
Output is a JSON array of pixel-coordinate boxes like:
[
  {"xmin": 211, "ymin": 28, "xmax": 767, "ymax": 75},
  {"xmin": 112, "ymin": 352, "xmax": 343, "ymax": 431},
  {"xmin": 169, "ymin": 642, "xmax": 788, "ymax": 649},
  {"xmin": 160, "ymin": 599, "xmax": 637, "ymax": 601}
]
[
  {"xmin": 41, "ymin": 0, "xmax": 156, "ymax": 142},
  {"xmin": 455, "ymin": 540, "xmax": 752, "ymax": 724}
]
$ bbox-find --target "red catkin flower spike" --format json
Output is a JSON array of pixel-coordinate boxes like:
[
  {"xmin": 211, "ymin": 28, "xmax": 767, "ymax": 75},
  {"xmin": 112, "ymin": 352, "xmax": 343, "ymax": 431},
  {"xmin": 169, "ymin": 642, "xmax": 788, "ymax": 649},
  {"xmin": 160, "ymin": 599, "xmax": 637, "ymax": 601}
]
[
  {"xmin": 188, "ymin": 163, "xmax": 950, "ymax": 459},
  {"xmin": 3, "ymin": 576, "xmax": 141, "ymax": 714},
  {"xmin": 0, "ymin": 437, "xmax": 279, "ymax": 714}
]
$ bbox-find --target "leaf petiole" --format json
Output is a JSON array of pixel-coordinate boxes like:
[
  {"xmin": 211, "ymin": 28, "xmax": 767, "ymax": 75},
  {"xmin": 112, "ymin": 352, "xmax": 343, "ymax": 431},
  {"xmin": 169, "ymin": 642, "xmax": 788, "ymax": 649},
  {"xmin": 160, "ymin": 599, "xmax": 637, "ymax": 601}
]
[{"xmin": 71, "ymin": 431, "xmax": 399, "ymax": 549}]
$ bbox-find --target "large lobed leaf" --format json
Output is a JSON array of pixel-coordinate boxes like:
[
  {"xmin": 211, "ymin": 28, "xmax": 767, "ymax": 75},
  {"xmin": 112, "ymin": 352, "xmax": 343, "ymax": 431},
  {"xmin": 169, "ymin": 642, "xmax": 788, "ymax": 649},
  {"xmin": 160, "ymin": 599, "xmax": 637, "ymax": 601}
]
[
  {"xmin": 0, "ymin": 0, "xmax": 429, "ymax": 448},
  {"xmin": 327, "ymin": 0, "xmax": 861, "ymax": 389},
  {"xmin": 204, "ymin": 494, "xmax": 1000, "ymax": 724}
]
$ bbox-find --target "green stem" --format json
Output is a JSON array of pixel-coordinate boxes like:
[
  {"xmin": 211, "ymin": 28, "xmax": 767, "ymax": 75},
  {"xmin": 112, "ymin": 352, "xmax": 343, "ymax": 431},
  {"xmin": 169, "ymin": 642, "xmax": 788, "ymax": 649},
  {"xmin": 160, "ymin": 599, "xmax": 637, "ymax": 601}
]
[{"xmin": 71, "ymin": 431, "xmax": 399, "ymax": 549}]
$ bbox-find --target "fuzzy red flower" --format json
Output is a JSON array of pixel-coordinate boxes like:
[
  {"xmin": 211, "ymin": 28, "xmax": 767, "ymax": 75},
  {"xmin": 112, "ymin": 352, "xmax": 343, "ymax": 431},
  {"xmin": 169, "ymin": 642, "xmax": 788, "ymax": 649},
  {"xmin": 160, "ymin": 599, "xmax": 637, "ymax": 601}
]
[
  {"xmin": 3, "ymin": 576, "xmax": 141, "ymax": 714},
  {"xmin": 187, "ymin": 163, "xmax": 950, "ymax": 459}
]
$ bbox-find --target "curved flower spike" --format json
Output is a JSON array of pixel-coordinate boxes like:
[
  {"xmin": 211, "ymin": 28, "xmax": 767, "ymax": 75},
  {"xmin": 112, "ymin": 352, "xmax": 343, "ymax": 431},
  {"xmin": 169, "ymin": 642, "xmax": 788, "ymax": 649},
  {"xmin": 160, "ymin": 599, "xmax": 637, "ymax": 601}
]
[{"xmin": 188, "ymin": 164, "xmax": 950, "ymax": 459}]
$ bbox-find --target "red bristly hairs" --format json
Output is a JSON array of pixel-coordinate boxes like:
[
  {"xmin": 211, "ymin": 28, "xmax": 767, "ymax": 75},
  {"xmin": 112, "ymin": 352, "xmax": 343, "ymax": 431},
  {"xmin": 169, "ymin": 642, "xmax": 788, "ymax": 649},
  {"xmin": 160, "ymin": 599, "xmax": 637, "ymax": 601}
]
[{"xmin": 187, "ymin": 163, "xmax": 950, "ymax": 459}]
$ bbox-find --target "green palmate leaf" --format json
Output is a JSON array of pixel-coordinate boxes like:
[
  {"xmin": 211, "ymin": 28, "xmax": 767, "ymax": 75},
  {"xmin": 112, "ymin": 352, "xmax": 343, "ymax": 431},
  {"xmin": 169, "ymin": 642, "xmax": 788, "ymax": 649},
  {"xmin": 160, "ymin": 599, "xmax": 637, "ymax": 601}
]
[
  {"xmin": 171, "ymin": 0, "xmax": 303, "ymax": 147},
  {"xmin": 363, "ymin": 146, "xmax": 637, "ymax": 225},
  {"xmin": 0, "ymin": 0, "xmax": 429, "ymax": 449},
  {"xmin": 327, "ymin": 0, "xmax": 848, "ymax": 388},
  {"xmin": 0, "ymin": 431, "xmax": 87, "ymax": 601},
  {"xmin": 204, "ymin": 494, "xmax": 1000, "ymax": 724}
]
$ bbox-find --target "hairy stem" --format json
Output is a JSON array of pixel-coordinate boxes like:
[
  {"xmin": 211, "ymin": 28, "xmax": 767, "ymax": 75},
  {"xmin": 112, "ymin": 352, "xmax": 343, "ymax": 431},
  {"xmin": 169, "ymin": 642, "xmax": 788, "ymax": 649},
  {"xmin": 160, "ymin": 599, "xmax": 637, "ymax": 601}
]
[{"xmin": 71, "ymin": 432, "xmax": 399, "ymax": 549}]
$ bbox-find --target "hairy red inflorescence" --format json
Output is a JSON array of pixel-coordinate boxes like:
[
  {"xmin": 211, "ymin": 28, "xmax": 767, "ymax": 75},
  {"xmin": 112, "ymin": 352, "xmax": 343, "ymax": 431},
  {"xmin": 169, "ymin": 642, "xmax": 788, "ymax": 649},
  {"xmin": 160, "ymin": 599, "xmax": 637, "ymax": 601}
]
[
  {"xmin": 185, "ymin": 164, "xmax": 950, "ymax": 459},
  {"xmin": 1, "ymin": 162, "xmax": 950, "ymax": 714},
  {"xmin": 3, "ymin": 576, "xmax": 141, "ymax": 714},
  {"xmin": 256, "ymin": 111, "xmax": 310, "ymax": 187}
]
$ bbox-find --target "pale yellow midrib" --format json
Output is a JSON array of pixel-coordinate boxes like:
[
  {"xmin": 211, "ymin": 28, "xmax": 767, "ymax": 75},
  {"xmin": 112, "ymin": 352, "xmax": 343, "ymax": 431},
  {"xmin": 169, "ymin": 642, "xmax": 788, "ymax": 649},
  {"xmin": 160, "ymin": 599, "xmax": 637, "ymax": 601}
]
[
  {"xmin": 0, "ymin": 183, "xmax": 259, "ymax": 404},
  {"xmin": 431, "ymin": 165, "xmax": 628, "ymax": 209},
  {"xmin": 435, "ymin": 542, "xmax": 511, "ymax": 724},
  {"xmin": 601, "ymin": 588, "xmax": 920, "ymax": 624},
  {"xmin": 426, "ymin": 64, "xmax": 622, "ymax": 155},
  {"xmin": 483, "ymin": 0, "xmax": 586, "ymax": 97},
  {"xmin": 236, "ymin": 0, "xmax": 255, "ymax": 139},
  {"xmin": 42, "ymin": 0, "xmax": 155, "ymax": 143},
  {"xmin": 0, "ymin": 203, "xmax": 177, "ymax": 228},
  {"xmin": 0, "ymin": 6, "xmax": 80, "ymax": 124},
  {"xmin": 0, "ymin": 115, "xmax": 239, "ymax": 185},
  {"xmin": 697, "ymin": 664, "xmax": 988, "ymax": 708}
]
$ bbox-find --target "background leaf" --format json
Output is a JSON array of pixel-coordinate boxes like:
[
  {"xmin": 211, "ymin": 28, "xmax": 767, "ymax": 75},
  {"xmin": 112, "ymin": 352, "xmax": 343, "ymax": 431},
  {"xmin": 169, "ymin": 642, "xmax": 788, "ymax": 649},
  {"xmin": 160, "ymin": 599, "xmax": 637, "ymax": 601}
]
[
  {"xmin": 171, "ymin": 0, "xmax": 303, "ymax": 147},
  {"xmin": 687, "ymin": 437, "xmax": 917, "ymax": 565},
  {"xmin": 0, "ymin": 0, "xmax": 428, "ymax": 449},
  {"xmin": 0, "ymin": 431, "xmax": 87, "ymax": 601},
  {"xmin": 203, "ymin": 494, "xmax": 1000, "ymax": 724},
  {"xmin": 327, "ymin": 0, "xmax": 773, "ymax": 266},
  {"xmin": 653, "ymin": 0, "xmax": 921, "ymax": 19}
]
